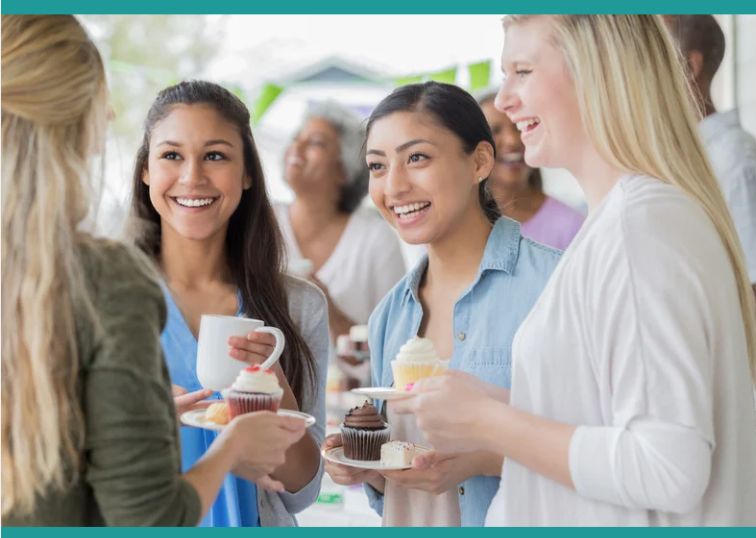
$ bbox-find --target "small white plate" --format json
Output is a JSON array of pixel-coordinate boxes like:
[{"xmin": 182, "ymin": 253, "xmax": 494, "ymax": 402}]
[
  {"xmin": 181, "ymin": 408, "xmax": 316, "ymax": 432},
  {"xmin": 321, "ymin": 445, "xmax": 430, "ymax": 471},
  {"xmin": 351, "ymin": 387, "xmax": 415, "ymax": 401}
]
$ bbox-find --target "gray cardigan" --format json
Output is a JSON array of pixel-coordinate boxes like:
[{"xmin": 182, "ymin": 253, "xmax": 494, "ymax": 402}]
[{"xmin": 258, "ymin": 275, "xmax": 329, "ymax": 527}]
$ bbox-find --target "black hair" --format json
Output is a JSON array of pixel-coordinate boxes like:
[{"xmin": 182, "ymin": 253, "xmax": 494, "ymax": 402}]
[{"xmin": 366, "ymin": 81, "xmax": 500, "ymax": 224}]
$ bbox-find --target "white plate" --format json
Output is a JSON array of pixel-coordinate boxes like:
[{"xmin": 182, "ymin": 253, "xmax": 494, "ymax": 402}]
[
  {"xmin": 181, "ymin": 408, "xmax": 316, "ymax": 432},
  {"xmin": 351, "ymin": 387, "xmax": 415, "ymax": 401},
  {"xmin": 321, "ymin": 445, "xmax": 430, "ymax": 471}
]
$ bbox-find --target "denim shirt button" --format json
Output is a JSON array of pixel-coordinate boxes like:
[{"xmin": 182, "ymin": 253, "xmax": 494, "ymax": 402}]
[
  {"xmin": 457, "ymin": 332, "xmax": 466, "ymax": 341},
  {"xmin": 459, "ymin": 486, "xmax": 465, "ymax": 495}
]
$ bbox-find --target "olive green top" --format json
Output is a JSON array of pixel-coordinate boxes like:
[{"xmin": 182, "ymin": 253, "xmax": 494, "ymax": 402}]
[{"xmin": 4, "ymin": 242, "xmax": 201, "ymax": 527}]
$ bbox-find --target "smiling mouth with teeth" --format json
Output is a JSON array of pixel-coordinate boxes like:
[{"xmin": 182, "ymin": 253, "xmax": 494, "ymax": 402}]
[
  {"xmin": 172, "ymin": 197, "xmax": 219, "ymax": 208},
  {"xmin": 393, "ymin": 202, "xmax": 431, "ymax": 219},
  {"xmin": 499, "ymin": 152, "xmax": 525, "ymax": 164},
  {"xmin": 515, "ymin": 119, "xmax": 541, "ymax": 132}
]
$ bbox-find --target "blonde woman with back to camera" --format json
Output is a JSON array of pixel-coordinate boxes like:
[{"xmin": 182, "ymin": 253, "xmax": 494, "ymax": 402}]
[
  {"xmin": 395, "ymin": 15, "xmax": 756, "ymax": 526},
  {"xmin": 1, "ymin": 15, "xmax": 305, "ymax": 526}
]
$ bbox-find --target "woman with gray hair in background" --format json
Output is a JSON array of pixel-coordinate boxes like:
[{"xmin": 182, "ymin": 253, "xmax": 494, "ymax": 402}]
[{"xmin": 276, "ymin": 101, "xmax": 406, "ymax": 342}]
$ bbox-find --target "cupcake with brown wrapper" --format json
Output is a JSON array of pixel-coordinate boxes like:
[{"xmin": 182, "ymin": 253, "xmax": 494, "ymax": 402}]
[
  {"xmin": 225, "ymin": 365, "xmax": 283, "ymax": 419},
  {"xmin": 340, "ymin": 402, "xmax": 390, "ymax": 461}
]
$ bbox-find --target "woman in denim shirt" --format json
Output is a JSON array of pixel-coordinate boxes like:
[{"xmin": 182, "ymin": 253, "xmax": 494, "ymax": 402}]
[{"xmin": 321, "ymin": 82, "xmax": 561, "ymax": 526}]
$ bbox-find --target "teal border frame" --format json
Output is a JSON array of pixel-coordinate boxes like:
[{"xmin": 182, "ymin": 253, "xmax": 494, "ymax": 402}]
[{"xmin": 2, "ymin": 1, "xmax": 756, "ymax": 14}]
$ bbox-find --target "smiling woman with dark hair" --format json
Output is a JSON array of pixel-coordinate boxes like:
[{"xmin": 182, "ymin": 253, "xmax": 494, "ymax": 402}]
[
  {"xmin": 320, "ymin": 81, "xmax": 561, "ymax": 527},
  {"xmin": 129, "ymin": 80, "xmax": 329, "ymax": 527}
]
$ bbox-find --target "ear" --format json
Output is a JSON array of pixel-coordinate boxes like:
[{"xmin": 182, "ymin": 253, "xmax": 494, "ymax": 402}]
[
  {"xmin": 141, "ymin": 168, "xmax": 150, "ymax": 186},
  {"xmin": 472, "ymin": 140, "xmax": 496, "ymax": 185},
  {"xmin": 687, "ymin": 50, "xmax": 705, "ymax": 82},
  {"xmin": 243, "ymin": 175, "xmax": 252, "ymax": 190}
]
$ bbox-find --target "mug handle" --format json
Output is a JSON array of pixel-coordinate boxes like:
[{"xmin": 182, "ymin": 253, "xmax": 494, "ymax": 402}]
[{"xmin": 258, "ymin": 327, "xmax": 285, "ymax": 370}]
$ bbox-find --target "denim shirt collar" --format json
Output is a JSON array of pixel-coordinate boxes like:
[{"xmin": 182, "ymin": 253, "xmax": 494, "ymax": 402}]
[{"xmin": 401, "ymin": 217, "xmax": 522, "ymax": 307}]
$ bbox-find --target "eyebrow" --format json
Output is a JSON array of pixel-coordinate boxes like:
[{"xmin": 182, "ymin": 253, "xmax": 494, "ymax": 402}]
[
  {"xmin": 156, "ymin": 139, "xmax": 234, "ymax": 148},
  {"xmin": 366, "ymin": 138, "xmax": 433, "ymax": 157}
]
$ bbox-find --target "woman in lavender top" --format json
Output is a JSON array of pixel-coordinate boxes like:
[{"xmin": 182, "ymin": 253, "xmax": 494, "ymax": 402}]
[{"xmin": 477, "ymin": 89, "xmax": 584, "ymax": 250}]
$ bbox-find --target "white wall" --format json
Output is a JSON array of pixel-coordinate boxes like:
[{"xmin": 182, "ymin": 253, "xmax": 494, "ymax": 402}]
[{"xmin": 734, "ymin": 15, "xmax": 756, "ymax": 136}]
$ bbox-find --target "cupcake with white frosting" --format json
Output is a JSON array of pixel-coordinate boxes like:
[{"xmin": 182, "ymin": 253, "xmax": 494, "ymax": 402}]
[
  {"xmin": 225, "ymin": 365, "xmax": 284, "ymax": 418},
  {"xmin": 391, "ymin": 336, "xmax": 445, "ymax": 391}
]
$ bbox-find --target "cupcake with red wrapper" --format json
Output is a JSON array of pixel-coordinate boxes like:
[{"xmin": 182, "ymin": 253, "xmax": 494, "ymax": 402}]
[{"xmin": 225, "ymin": 365, "xmax": 283, "ymax": 418}]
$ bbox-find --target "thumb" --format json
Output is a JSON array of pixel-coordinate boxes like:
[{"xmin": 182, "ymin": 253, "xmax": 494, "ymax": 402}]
[
  {"xmin": 278, "ymin": 415, "xmax": 307, "ymax": 433},
  {"xmin": 257, "ymin": 475, "xmax": 285, "ymax": 493},
  {"xmin": 322, "ymin": 434, "xmax": 342, "ymax": 448},
  {"xmin": 412, "ymin": 450, "xmax": 449, "ymax": 470}
]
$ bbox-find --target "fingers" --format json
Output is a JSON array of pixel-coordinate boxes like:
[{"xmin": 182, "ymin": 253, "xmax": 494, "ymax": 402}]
[
  {"xmin": 174, "ymin": 388, "xmax": 214, "ymax": 411},
  {"xmin": 256, "ymin": 475, "xmax": 285, "ymax": 493},
  {"xmin": 172, "ymin": 384, "xmax": 188, "ymax": 397},
  {"xmin": 185, "ymin": 400, "xmax": 215, "ymax": 412},
  {"xmin": 324, "ymin": 462, "xmax": 373, "ymax": 485},
  {"xmin": 391, "ymin": 393, "xmax": 426, "ymax": 415},
  {"xmin": 321, "ymin": 433, "xmax": 343, "ymax": 449},
  {"xmin": 411, "ymin": 450, "xmax": 452, "ymax": 470},
  {"xmin": 228, "ymin": 337, "xmax": 275, "ymax": 364}
]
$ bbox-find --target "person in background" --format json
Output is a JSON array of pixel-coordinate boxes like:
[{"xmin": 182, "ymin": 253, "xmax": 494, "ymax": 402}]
[
  {"xmin": 476, "ymin": 88, "xmax": 584, "ymax": 250},
  {"xmin": 129, "ymin": 80, "xmax": 328, "ymax": 527},
  {"xmin": 1, "ymin": 15, "xmax": 304, "ymax": 526},
  {"xmin": 667, "ymin": 15, "xmax": 756, "ymax": 298},
  {"xmin": 277, "ymin": 101, "xmax": 406, "ymax": 340},
  {"xmin": 396, "ymin": 15, "xmax": 756, "ymax": 526},
  {"xmin": 321, "ymin": 81, "xmax": 561, "ymax": 527}
]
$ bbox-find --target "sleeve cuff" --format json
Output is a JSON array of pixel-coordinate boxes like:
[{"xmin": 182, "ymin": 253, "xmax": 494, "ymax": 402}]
[
  {"xmin": 363, "ymin": 482, "xmax": 385, "ymax": 517},
  {"xmin": 278, "ymin": 459, "xmax": 325, "ymax": 515},
  {"xmin": 569, "ymin": 425, "xmax": 622, "ymax": 506}
]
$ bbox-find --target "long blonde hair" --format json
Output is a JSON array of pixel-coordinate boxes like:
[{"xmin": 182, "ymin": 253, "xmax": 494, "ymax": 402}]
[
  {"xmin": 503, "ymin": 15, "xmax": 756, "ymax": 383},
  {"xmin": 1, "ymin": 15, "xmax": 107, "ymax": 516}
]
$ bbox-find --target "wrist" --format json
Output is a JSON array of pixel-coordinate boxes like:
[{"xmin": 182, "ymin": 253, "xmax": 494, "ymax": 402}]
[
  {"xmin": 366, "ymin": 473, "xmax": 386, "ymax": 494},
  {"xmin": 475, "ymin": 400, "xmax": 512, "ymax": 457}
]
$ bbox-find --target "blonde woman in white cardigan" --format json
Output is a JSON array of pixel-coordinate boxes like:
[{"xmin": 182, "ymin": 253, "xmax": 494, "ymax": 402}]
[{"xmin": 396, "ymin": 15, "xmax": 756, "ymax": 527}]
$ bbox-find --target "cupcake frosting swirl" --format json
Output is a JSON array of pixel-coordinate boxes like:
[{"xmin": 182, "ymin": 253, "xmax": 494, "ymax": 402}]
[
  {"xmin": 344, "ymin": 402, "xmax": 385, "ymax": 429},
  {"xmin": 395, "ymin": 336, "xmax": 440, "ymax": 364},
  {"xmin": 232, "ymin": 365, "xmax": 281, "ymax": 394}
]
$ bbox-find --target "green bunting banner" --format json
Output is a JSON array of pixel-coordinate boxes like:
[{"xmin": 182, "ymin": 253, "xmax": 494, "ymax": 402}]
[{"xmin": 251, "ymin": 83, "xmax": 285, "ymax": 124}]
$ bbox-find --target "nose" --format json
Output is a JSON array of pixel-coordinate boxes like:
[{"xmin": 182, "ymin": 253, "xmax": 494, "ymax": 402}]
[
  {"xmin": 494, "ymin": 79, "xmax": 518, "ymax": 115},
  {"xmin": 178, "ymin": 158, "xmax": 205, "ymax": 187},
  {"xmin": 384, "ymin": 163, "xmax": 411, "ymax": 198}
]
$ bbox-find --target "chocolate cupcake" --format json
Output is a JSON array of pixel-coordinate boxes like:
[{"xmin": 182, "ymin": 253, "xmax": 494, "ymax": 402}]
[{"xmin": 340, "ymin": 401, "xmax": 390, "ymax": 461}]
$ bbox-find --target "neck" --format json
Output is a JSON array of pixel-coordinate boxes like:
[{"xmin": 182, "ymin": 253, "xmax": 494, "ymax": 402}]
[
  {"xmin": 425, "ymin": 208, "xmax": 492, "ymax": 286},
  {"xmin": 491, "ymin": 180, "xmax": 545, "ymax": 220},
  {"xmin": 289, "ymin": 194, "xmax": 342, "ymax": 232},
  {"xmin": 159, "ymin": 223, "xmax": 232, "ymax": 289},
  {"xmin": 568, "ymin": 148, "xmax": 626, "ymax": 214},
  {"xmin": 701, "ymin": 95, "xmax": 717, "ymax": 119}
]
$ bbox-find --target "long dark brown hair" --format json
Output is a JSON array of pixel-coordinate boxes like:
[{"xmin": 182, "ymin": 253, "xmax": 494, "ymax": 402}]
[{"xmin": 130, "ymin": 80, "xmax": 317, "ymax": 406}]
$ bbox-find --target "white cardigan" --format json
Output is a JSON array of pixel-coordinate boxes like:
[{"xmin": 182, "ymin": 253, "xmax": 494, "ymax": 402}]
[{"xmin": 487, "ymin": 175, "xmax": 756, "ymax": 526}]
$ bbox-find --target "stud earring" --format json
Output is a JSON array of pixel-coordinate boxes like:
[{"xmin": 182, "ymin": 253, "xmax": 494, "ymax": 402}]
[{"xmin": 478, "ymin": 177, "xmax": 485, "ymax": 183}]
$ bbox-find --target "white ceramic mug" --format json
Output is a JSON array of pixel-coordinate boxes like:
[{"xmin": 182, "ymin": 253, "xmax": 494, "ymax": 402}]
[{"xmin": 196, "ymin": 315, "xmax": 285, "ymax": 391}]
